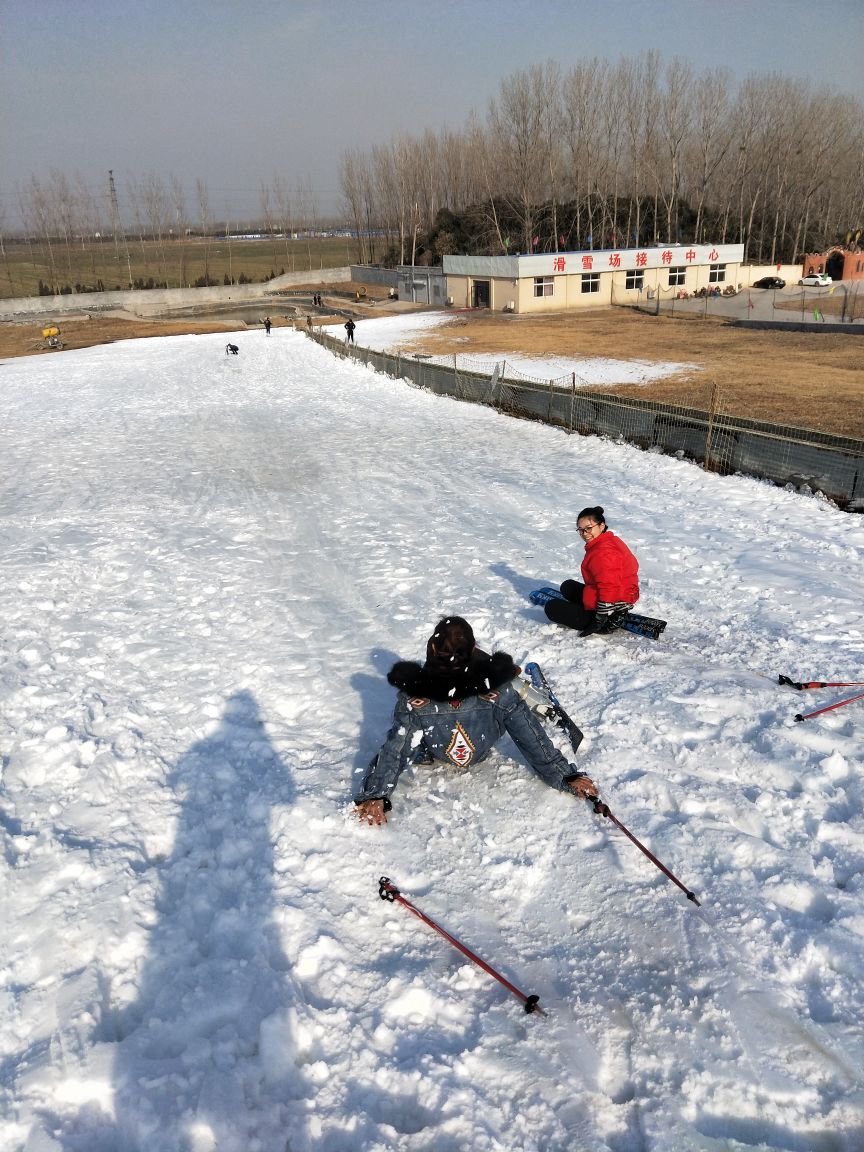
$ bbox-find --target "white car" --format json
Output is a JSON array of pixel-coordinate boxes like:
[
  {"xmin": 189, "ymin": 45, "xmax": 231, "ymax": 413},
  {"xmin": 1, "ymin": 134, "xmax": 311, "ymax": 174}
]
[{"xmin": 799, "ymin": 273, "xmax": 832, "ymax": 287}]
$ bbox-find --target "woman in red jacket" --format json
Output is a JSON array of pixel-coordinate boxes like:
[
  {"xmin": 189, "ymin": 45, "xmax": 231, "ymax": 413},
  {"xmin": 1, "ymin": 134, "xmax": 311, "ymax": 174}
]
[{"xmin": 545, "ymin": 505, "xmax": 640, "ymax": 635}]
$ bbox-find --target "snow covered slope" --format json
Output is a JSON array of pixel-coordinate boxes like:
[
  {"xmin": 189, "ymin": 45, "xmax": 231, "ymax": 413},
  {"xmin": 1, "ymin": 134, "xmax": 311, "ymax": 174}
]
[{"xmin": 1, "ymin": 327, "xmax": 863, "ymax": 1151}]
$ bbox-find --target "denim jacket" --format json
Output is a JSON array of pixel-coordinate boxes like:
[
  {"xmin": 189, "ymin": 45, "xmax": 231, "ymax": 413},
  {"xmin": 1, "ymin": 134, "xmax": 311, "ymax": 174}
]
[{"xmin": 354, "ymin": 677, "xmax": 578, "ymax": 806}]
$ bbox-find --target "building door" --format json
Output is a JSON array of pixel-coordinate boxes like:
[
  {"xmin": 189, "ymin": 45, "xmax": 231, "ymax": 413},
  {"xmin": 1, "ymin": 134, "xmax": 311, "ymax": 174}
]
[
  {"xmin": 472, "ymin": 280, "xmax": 490, "ymax": 308},
  {"xmin": 825, "ymin": 252, "xmax": 845, "ymax": 282}
]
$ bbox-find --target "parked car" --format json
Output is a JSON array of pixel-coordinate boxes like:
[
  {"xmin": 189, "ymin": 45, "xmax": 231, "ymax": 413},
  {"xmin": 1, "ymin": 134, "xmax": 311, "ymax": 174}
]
[
  {"xmin": 799, "ymin": 273, "xmax": 832, "ymax": 286},
  {"xmin": 753, "ymin": 276, "xmax": 786, "ymax": 289}
]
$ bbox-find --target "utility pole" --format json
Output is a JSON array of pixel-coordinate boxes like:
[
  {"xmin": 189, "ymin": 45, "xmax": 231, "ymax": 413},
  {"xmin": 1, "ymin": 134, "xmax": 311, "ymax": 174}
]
[{"xmin": 108, "ymin": 170, "xmax": 133, "ymax": 288}]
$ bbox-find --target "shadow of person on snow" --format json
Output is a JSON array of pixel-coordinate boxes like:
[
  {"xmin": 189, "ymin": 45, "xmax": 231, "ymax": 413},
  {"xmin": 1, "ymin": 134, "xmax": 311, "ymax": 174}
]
[
  {"xmin": 489, "ymin": 561, "xmax": 550, "ymax": 606},
  {"xmin": 49, "ymin": 691, "xmax": 312, "ymax": 1152}
]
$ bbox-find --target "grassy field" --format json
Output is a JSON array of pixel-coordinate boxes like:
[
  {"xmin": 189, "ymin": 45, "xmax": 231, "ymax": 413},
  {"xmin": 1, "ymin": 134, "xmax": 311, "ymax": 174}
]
[
  {"xmin": 0, "ymin": 235, "xmax": 361, "ymax": 298},
  {"xmin": 376, "ymin": 308, "xmax": 864, "ymax": 439}
]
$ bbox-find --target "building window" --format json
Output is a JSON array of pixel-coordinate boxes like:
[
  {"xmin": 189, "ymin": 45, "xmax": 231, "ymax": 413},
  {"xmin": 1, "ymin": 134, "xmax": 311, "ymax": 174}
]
[
  {"xmin": 668, "ymin": 266, "xmax": 686, "ymax": 287},
  {"xmin": 625, "ymin": 270, "xmax": 644, "ymax": 290},
  {"xmin": 581, "ymin": 274, "xmax": 600, "ymax": 294},
  {"xmin": 709, "ymin": 263, "xmax": 726, "ymax": 283},
  {"xmin": 533, "ymin": 277, "xmax": 554, "ymax": 297}
]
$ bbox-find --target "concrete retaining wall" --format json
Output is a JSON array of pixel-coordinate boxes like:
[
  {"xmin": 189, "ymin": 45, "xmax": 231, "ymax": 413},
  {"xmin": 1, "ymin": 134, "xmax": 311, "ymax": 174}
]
[
  {"xmin": 0, "ymin": 267, "xmax": 352, "ymax": 321},
  {"xmin": 731, "ymin": 319, "xmax": 864, "ymax": 335}
]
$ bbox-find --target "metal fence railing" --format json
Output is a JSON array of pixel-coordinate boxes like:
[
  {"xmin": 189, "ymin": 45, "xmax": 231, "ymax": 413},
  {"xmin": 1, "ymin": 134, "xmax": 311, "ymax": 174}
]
[
  {"xmin": 615, "ymin": 279, "xmax": 864, "ymax": 326},
  {"xmin": 307, "ymin": 327, "xmax": 864, "ymax": 511}
]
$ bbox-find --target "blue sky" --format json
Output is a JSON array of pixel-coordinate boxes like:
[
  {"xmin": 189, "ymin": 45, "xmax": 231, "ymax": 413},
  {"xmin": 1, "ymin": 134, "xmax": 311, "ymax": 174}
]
[{"xmin": 2, "ymin": 0, "xmax": 862, "ymax": 222}]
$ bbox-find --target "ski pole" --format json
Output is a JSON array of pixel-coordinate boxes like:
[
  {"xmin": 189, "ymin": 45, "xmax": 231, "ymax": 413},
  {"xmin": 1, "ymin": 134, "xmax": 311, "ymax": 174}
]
[
  {"xmin": 377, "ymin": 877, "xmax": 545, "ymax": 1015},
  {"xmin": 525, "ymin": 662, "xmax": 699, "ymax": 903},
  {"xmin": 588, "ymin": 799, "xmax": 701, "ymax": 906},
  {"xmin": 794, "ymin": 689, "xmax": 864, "ymax": 722},
  {"xmin": 779, "ymin": 675, "xmax": 864, "ymax": 691}
]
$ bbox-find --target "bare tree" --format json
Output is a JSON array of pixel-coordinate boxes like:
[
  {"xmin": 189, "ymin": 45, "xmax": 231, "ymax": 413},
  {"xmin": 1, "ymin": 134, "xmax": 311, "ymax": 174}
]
[
  {"xmin": 466, "ymin": 114, "xmax": 509, "ymax": 254},
  {"xmin": 140, "ymin": 172, "xmax": 171, "ymax": 283},
  {"xmin": 273, "ymin": 172, "xmax": 294, "ymax": 265},
  {"xmin": 487, "ymin": 67, "xmax": 549, "ymax": 253},
  {"xmin": 561, "ymin": 59, "xmax": 608, "ymax": 248},
  {"xmin": 294, "ymin": 175, "xmax": 318, "ymax": 270},
  {"xmin": 73, "ymin": 172, "xmax": 103, "ymax": 277},
  {"xmin": 340, "ymin": 149, "xmax": 369, "ymax": 262},
  {"xmin": 196, "ymin": 178, "xmax": 213, "ymax": 283},
  {"xmin": 0, "ymin": 203, "xmax": 17, "ymax": 294},
  {"xmin": 655, "ymin": 58, "xmax": 694, "ymax": 243},
  {"xmin": 684, "ymin": 68, "xmax": 733, "ymax": 244},
  {"xmin": 48, "ymin": 169, "xmax": 77, "ymax": 281},
  {"xmin": 619, "ymin": 52, "xmax": 661, "ymax": 247},
  {"xmin": 23, "ymin": 176, "xmax": 58, "ymax": 290},
  {"xmin": 169, "ymin": 174, "xmax": 187, "ymax": 285}
]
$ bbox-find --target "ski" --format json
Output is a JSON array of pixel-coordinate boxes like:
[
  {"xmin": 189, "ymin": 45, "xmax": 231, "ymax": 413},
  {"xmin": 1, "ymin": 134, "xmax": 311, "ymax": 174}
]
[
  {"xmin": 524, "ymin": 661, "xmax": 584, "ymax": 754},
  {"xmin": 529, "ymin": 587, "xmax": 667, "ymax": 640}
]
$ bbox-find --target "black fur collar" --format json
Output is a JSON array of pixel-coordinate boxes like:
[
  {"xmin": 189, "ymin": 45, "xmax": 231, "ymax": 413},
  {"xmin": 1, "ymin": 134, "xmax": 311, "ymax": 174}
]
[{"xmin": 387, "ymin": 650, "xmax": 519, "ymax": 702}]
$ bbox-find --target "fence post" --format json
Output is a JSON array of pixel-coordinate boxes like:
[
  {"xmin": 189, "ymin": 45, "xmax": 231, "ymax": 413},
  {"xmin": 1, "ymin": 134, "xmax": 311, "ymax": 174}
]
[
  {"xmin": 497, "ymin": 362, "xmax": 506, "ymax": 412},
  {"xmin": 704, "ymin": 381, "xmax": 718, "ymax": 473},
  {"xmin": 489, "ymin": 362, "xmax": 500, "ymax": 409},
  {"xmin": 569, "ymin": 372, "xmax": 576, "ymax": 432}
]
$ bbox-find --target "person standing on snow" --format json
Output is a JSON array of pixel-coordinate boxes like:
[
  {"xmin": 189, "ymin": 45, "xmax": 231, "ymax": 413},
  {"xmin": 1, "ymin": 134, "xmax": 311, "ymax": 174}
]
[
  {"xmin": 354, "ymin": 616, "xmax": 597, "ymax": 825},
  {"xmin": 264, "ymin": 316, "xmax": 272, "ymax": 335},
  {"xmin": 344, "ymin": 318, "xmax": 356, "ymax": 344},
  {"xmin": 544, "ymin": 505, "xmax": 640, "ymax": 636}
]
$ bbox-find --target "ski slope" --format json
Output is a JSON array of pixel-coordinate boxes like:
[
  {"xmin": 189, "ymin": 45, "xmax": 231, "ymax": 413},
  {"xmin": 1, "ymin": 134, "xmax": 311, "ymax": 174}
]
[{"xmin": 1, "ymin": 324, "xmax": 863, "ymax": 1152}]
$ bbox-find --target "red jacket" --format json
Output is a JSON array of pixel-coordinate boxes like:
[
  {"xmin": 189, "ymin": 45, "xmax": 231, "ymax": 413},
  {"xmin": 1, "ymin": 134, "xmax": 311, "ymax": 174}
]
[{"xmin": 581, "ymin": 530, "xmax": 640, "ymax": 610}]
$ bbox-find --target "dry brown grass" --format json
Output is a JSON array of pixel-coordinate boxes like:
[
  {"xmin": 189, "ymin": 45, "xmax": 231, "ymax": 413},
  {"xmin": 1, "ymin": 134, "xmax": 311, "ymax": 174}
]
[
  {"xmin": 0, "ymin": 314, "xmax": 243, "ymax": 359},
  {"xmin": 401, "ymin": 310, "xmax": 864, "ymax": 438},
  {"xmin": 2, "ymin": 303, "xmax": 861, "ymax": 439}
]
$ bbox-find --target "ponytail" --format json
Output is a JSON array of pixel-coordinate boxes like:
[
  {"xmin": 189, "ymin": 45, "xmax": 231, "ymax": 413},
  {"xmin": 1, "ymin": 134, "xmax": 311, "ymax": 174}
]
[{"xmin": 577, "ymin": 505, "xmax": 606, "ymax": 526}]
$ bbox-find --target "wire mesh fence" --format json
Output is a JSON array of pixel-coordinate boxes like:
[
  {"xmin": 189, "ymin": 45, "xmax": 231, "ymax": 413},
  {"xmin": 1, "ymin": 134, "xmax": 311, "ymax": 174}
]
[
  {"xmin": 615, "ymin": 280, "xmax": 864, "ymax": 326},
  {"xmin": 308, "ymin": 327, "xmax": 864, "ymax": 511}
]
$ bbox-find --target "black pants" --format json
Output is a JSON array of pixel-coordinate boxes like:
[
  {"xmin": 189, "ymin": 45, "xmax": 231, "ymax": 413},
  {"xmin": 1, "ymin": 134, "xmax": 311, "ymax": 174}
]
[{"xmin": 544, "ymin": 580, "xmax": 594, "ymax": 631}]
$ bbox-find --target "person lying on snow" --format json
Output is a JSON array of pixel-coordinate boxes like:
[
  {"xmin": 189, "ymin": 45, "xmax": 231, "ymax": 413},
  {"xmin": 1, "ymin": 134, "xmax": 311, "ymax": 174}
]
[
  {"xmin": 354, "ymin": 616, "xmax": 597, "ymax": 825},
  {"xmin": 544, "ymin": 505, "xmax": 640, "ymax": 637}
]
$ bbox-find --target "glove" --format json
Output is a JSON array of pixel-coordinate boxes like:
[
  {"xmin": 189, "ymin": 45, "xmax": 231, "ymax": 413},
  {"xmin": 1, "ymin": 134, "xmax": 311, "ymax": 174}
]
[{"xmin": 578, "ymin": 617, "xmax": 601, "ymax": 638}]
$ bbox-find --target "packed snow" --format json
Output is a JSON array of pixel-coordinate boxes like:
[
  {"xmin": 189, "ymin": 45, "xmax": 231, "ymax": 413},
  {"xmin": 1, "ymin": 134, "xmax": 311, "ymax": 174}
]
[
  {"xmin": 348, "ymin": 311, "xmax": 697, "ymax": 386},
  {"xmin": 1, "ymin": 322, "xmax": 863, "ymax": 1152}
]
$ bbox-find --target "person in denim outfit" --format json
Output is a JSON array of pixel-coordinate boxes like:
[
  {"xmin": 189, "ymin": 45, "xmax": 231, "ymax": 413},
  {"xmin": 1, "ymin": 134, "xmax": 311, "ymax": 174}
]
[{"xmin": 354, "ymin": 616, "xmax": 597, "ymax": 825}]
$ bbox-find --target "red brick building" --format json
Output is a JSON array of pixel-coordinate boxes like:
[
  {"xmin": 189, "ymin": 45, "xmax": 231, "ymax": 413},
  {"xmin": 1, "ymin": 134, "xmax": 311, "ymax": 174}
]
[{"xmin": 802, "ymin": 246, "xmax": 864, "ymax": 281}]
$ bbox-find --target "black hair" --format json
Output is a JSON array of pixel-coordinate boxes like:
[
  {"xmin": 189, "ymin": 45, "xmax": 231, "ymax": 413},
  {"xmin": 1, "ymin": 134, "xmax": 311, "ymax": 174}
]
[
  {"xmin": 425, "ymin": 615, "xmax": 475, "ymax": 672},
  {"xmin": 577, "ymin": 505, "xmax": 606, "ymax": 525}
]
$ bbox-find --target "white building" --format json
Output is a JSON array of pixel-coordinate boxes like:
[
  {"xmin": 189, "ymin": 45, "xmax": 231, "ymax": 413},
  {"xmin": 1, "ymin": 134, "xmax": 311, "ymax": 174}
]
[{"xmin": 443, "ymin": 244, "xmax": 746, "ymax": 312}]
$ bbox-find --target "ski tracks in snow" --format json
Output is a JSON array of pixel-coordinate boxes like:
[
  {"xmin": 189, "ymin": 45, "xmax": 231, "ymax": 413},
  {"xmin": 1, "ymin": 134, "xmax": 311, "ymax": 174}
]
[{"xmin": 2, "ymin": 329, "xmax": 864, "ymax": 1150}]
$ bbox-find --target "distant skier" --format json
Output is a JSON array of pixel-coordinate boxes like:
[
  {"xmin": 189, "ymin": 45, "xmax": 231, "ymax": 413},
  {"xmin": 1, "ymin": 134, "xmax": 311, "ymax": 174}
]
[
  {"xmin": 353, "ymin": 616, "xmax": 598, "ymax": 825},
  {"xmin": 226, "ymin": 343, "xmax": 239, "ymax": 356},
  {"xmin": 263, "ymin": 317, "xmax": 272, "ymax": 335},
  {"xmin": 344, "ymin": 318, "xmax": 356, "ymax": 345},
  {"xmin": 544, "ymin": 505, "xmax": 640, "ymax": 636}
]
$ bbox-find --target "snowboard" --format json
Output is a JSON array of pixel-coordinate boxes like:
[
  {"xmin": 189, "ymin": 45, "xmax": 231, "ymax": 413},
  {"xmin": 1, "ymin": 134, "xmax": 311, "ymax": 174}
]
[{"xmin": 529, "ymin": 587, "xmax": 667, "ymax": 640}]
